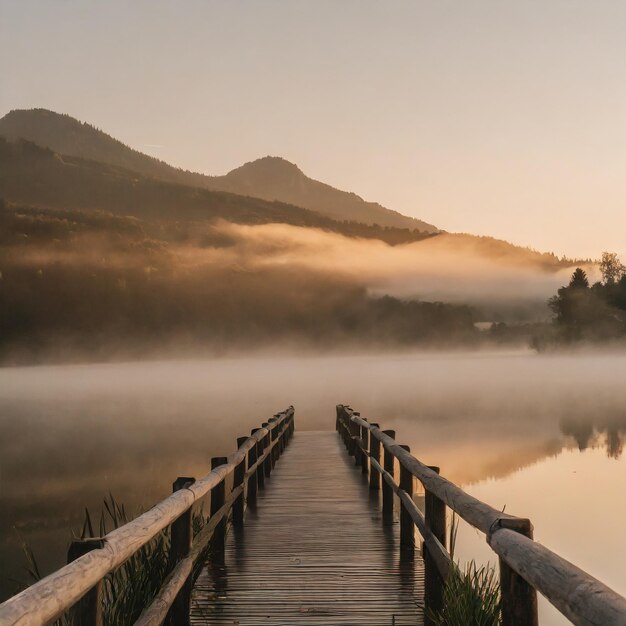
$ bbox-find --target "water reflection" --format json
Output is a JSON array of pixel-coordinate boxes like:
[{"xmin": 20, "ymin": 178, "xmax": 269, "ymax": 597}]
[
  {"xmin": 561, "ymin": 417, "xmax": 626, "ymax": 458},
  {"xmin": 454, "ymin": 447, "xmax": 626, "ymax": 626}
]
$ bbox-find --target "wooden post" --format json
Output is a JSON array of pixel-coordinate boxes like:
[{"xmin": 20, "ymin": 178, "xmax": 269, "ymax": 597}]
[
  {"xmin": 424, "ymin": 466, "xmax": 446, "ymax": 625},
  {"xmin": 262, "ymin": 423, "xmax": 272, "ymax": 477},
  {"xmin": 276, "ymin": 420, "xmax": 283, "ymax": 459},
  {"xmin": 249, "ymin": 428, "xmax": 261, "ymax": 499},
  {"xmin": 268, "ymin": 418, "xmax": 278, "ymax": 469},
  {"xmin": 167, "ymin": 477, "xmax": 195, "ymax": 626},
  {"xmin": 347, "ymin": 433, "xmax": 356, "ymax": 457},
  {"xmin": 233, "ymin": 438, "xmax": 247, "ymax": 526},
  {"xmin": 67, "ymin": 538, "xmax": 105, "ymax": 626},
  {"xmin": 499, "ymin": 519, "xmax": 539, "ymax": 626},
  {"xmin": 350, "ymin": 413, "xmax": 361, "ymax": 464},
  {"xmin": 399, "ymin": 448, "xmax": 414, "ymax": 558},
  {"xmin": 382, "ymin": 430, "xmax": 396, "ymax": 519},
  {"xmin": 361, "ymin": 423, "xmax": 369, "ymax": 475},
  {"xmin": 280, "ymin": 417, "xmax": 286, "ymax": 453},
  {"xmin": 278, "ymin": 421, "xmax": 285, "ymax": 455},
  {"xmin": 369, "ymin": 424, "xmax": 380, "ymax": 490},
  {"xmin": 340, "ymin": 407, "xmax": 350, "ymax": 449},
  {"xmin": 253, "ymin": 429, "xmax": 265, "ymax": 490},
  {"xmin": 210, "ymin": 457, "xmax": 228, "ymax": 552},
  {"xmin": 337, "ymin": 407, "xmax": 344, "ymax": 443}
]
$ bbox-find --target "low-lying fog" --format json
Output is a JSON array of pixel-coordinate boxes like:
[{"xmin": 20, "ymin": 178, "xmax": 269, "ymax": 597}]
[
  {"xmin": 1, "ymin": 350, "xmax": 625, "ymax": 623},
  {"xmin": 217, "ymin": 222, "xmax": 582, "ymax": 305}
]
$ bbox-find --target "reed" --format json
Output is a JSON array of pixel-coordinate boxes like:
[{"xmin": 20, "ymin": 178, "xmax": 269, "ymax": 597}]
[
  {"xmin": 427, "ymin": 560, "xmax": 501, "ymax": 626},
  {"xmin": 21, "ymin": 494, "xmax": 207, "ymax": 626}
]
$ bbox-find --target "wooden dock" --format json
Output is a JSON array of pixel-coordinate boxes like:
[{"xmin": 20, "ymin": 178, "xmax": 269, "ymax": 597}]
[
  {"xmin": 190, "ymin": 431, "xmax": 424, "ymax": 625},
  {"xmin": 2, "ymin": 405, "xmax": 626, "ymax": 626}
]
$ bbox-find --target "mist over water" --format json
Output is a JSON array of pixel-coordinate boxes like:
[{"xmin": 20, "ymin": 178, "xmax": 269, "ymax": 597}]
[{"xmin": 1, "ymin": 350, "xmax": 625, "ymax": 621}]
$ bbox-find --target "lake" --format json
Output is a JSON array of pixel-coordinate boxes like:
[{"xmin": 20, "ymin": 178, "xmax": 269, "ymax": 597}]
[{"xmin": 1, "ymin": 350, "xmax": 625, "ymax": 624}]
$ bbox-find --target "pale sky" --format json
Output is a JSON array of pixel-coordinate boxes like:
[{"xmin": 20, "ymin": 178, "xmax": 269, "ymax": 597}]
[{"xmin": 2, "ymin": 0, "xmax": 626, "ymax": 259}]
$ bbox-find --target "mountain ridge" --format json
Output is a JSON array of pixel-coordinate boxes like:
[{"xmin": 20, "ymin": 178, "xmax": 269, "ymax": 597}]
[
  {"xmin": 0, "ymin": 137, "xmax": 437, "ymax": 246},
  {"xmin": 0, "ymin": 108, "xmax": 437, "ymax": 232}
]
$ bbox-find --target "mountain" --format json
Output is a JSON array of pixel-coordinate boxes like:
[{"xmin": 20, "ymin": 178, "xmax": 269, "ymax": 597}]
[
  {"xmin": 0, "ymin": 108, "xmax": 437, "ymax": 232},
  {"xmin": 0, "ymin": 109, "xmax": 582, "ymax": 272},
  {"xmin": 207, "ymin": 157, "xmax": 436, "ymax": 231},
  {"xmin": 0, "ymin": 137, "xmax": 435, "ymax": 245}
]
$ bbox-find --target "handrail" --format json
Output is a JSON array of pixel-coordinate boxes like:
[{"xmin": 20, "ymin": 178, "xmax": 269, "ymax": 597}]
[
  {"xmin": 369, "ymin": 455, "xmax": 451, "ymax": 580},
  {"xmin": 134, "ymin": 484, "xmax": 244, "ymax": 626},
  {"xmin": 355, "ymin": 417, "xmax": 517, "ymax": 533},
  {"xmin": 0, "ymin": 406, "xmax": 295, "ymax": 626},
  {"xmin": 489, "ymin": 528, "xmax": 626, "ymax": 626},
  {"xmin": 134, "ymin": 419, "xmax": 290, "ymax": 626},
  {"xmin": 336, "ymin": 404, "xmax": 626, "ymax": 626}
]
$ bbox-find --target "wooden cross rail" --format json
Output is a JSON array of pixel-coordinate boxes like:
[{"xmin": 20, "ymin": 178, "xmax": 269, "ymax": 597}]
[
  {"xmin": 336, "ymin": 404, "xmax": 626, "ymax": 626},
  {"xmin": 0, "ymin": 407, "xmax": 295, "ymax": 626}
]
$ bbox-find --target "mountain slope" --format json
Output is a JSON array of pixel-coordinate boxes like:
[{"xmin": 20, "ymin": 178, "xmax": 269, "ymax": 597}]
[
  {"xmin": 0, "ymin": 108, "xmax": 437, "ymax": 232},
  {"xmin": 207, "ymin": 156, "xmax": 436, "ymax": 230},
  {"xmin": 0, "ymin": 137, "xmax": 436, "ymax": 245},
  {"xmin": 0, "ymin": 137, "xmax": 343, "ymax": 227},
  {"xmin": 0, "ymin": 136, "xmax": 581, "ymax": 272}
]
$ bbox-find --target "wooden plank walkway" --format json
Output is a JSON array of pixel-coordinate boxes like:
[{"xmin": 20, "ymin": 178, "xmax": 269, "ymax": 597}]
[{"xmin": 190, "ymin": 430, "xmax": 424, "ymax": 625}]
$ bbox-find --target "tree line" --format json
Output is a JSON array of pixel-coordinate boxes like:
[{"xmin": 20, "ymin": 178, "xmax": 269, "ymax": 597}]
[{"xmin": 541, "ymin": 252, "xmax": 626, "ymax": 345}]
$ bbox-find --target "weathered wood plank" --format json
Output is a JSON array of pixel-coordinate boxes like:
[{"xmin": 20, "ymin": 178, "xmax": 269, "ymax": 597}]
[{"xmin": 190, "ymin": 431, "xmax": 424, "ymax": 625}]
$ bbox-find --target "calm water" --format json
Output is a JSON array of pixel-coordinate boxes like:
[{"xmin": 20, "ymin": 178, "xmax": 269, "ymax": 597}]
[{"xmin": 1, "ymin": 351, "xmax": 625, "ymax": 624}]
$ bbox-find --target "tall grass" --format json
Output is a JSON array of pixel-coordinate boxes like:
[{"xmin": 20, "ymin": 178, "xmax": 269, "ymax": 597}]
[
  {"xmin": 90, "ymin": 495, "xmax": 171, "ymax": 625},
  {"xmin": 428, "ymin": 560, "xmax": 501, "ymax": 626},
  {"xmin": 427, "ymin": 512, "xmax": 501, "ymax": 626},
  {"xmin": 21, "ymin": 494, "xmax": 207, "ymax": 626}
]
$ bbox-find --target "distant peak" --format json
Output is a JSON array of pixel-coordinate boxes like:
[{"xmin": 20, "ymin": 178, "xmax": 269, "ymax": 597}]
[
  {"xmin": 2, "ymin": 108, "xmax": 79, "ymax": 123},
  {"xmin": 227, "ymin": 156, "xmax": 304, "ymax": 178}
]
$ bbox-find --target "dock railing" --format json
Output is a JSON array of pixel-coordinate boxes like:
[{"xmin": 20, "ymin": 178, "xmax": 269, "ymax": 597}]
[
  {"xmin": 336, "ymin": 404, "xmax": 626, "ymax": 626},
  {"xmin": 0, "ymin": 407, "xmax": 295, "ymax": 626}
]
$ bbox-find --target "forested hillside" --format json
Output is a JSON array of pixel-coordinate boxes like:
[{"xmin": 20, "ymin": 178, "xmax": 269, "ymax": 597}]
[
  {"xmin": 0, "ymin": 109, "xmax": 437, "ymax": 231},
  {"xmin": 0, "ymin": 201, "xmax": 476, "ymax": 363}
]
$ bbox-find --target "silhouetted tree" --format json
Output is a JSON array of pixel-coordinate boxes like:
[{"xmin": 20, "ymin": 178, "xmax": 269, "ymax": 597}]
[
  {"xmin": 599, "ymin": 252, "xmax": 625, "ymax": 285},
  {"xmin": 569, "ymin": 267, "xmax": 589, "ymax": 288},
  {"xmin": 548, "ymin": 266, "xmax": 626, "ymax": 342}
]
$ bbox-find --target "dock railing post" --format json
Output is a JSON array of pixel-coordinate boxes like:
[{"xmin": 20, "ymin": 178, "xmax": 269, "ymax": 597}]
[
  {"xmin": 424, "ymin": 466, "xmax": 446, "ymax": 625},
  {"xmin": 167, "ymin": 476, "xmax": 195, "ymax": 626},
  {"xmin": 262, "ymin": 422, "xmax": 272, "ymax": 477},
  {"xmin": 340, "ymin": 406, "xmax": 352, "ymax": 451},
  {"xmin": 279, "ymin": 415, "xmax": 287, "ymax": 453},
  {"xmin": 360, "ymin": 421, "xmax": 369, "ymax": 475},
  {"xmin": 338, "ymin": 406, "xmax": 347, "ymax": 449},
  {"xmin": 248, "ymin": 428, "xmax": 265, "ymax": 492},
  {"xmin": 369, "ymin": 424, "xmax": 381, "ymax": 490},
  {"xmin": 275, "ymin": 415, "xmax": 284, "ymax": 455},
  {"xmin": 351, "ymin": 412, "xmax": 361, "ymax": 464},
  {"xmin": 67, "ymin": 539, "xmax": 105, "ymax": 626},
  {"xmin": 210, "ymin": 457, "xmax": 228, "ymax": 553},
  {"xmin": 277, "ymin": 413, "xmax": 284, "ymax": 454},
  {"xmin": 497, "ymin": 519, "xmax": 539, "ymax": 626},
  {"xmin": 399, "ymin": 448, "xmax": 415, "ymax": 559},
  {"xmin": 268, "ymin": 417, "xmax": 278, "ymax": 469},
  {"xmin": 382, "ymin": 430, "xmax": 396, "ymax": 519},
  {"xmin": 233, "ymin": 438, "xmax": 247, "ymax": 526}
]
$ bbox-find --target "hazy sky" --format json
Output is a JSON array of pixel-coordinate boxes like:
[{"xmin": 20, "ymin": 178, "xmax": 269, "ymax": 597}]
[{"xmin": 2, "ymin": 1, "xmax": 626, "ymax": 258}]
